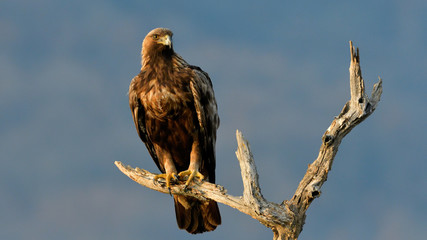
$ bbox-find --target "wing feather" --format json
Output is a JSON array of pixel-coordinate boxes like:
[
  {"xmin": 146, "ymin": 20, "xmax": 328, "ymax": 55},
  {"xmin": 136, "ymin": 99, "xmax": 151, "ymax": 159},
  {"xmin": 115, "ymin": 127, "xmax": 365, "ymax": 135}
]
[
  {"xmin": 129, "ymin": 75, "xmax": 161, "ymax": 170},
  {"xmin": 188, "ymin": 66, "xmax": 219, "ymax": 183}
]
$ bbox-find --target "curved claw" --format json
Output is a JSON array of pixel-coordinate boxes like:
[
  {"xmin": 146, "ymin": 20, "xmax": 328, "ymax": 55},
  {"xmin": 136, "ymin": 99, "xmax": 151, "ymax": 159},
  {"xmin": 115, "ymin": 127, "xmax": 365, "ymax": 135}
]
[
  {"xmin": 153, "ymin": 172, "xmax": 178, "ymax": 190},
  {"xmin": 178, "ymin": 169, "xmax": 205, "ymax": 188}
]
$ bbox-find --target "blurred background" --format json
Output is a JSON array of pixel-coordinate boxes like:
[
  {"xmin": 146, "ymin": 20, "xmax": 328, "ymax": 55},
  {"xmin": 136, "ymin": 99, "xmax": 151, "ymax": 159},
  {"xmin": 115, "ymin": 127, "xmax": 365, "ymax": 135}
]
[{"xmin": 1, "ymin": 0, "xmax": 426, "ymax": 239}]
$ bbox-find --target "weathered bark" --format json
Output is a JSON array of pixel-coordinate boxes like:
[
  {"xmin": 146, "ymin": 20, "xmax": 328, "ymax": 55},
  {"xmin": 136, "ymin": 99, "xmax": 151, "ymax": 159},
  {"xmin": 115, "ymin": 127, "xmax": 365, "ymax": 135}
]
[{"xmin": 115, "ymin": 41, "xmax": 382, "ymax": 239}]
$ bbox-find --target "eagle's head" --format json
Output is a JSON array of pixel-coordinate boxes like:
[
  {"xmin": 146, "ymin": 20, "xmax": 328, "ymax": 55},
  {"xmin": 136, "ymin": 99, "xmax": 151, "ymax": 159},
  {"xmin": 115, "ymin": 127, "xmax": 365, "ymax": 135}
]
[{"xmin": 142, "ymin": 28, "xmax": 174, "ymax": 58}]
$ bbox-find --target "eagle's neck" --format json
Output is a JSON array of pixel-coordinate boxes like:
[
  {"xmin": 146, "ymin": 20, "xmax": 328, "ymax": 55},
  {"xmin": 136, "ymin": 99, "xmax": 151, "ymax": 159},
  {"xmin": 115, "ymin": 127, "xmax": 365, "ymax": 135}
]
[{"xmin": 141, "ymin": 48, "xmax": 175, "ymax": 72}]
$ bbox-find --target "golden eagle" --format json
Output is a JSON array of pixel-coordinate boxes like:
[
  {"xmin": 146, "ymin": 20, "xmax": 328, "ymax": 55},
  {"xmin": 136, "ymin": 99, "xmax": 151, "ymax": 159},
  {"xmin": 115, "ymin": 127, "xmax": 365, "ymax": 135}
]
[{"xmin": 128, "ymin": 28, "xmax": 221, "ymax": 234}]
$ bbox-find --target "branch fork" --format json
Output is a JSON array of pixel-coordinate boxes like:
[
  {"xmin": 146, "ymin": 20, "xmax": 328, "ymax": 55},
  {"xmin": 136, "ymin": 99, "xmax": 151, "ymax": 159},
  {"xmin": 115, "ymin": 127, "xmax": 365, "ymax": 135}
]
[{"xmin": 116, "ymin": 41, "xmax": 382, "ymax": 240}]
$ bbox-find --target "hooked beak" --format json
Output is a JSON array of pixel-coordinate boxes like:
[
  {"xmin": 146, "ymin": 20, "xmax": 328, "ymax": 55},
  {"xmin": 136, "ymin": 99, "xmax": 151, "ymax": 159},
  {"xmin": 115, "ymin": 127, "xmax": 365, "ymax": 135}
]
[{"xmin": 159, "ymin": 35, "xmax": 172, "ymax": 48}]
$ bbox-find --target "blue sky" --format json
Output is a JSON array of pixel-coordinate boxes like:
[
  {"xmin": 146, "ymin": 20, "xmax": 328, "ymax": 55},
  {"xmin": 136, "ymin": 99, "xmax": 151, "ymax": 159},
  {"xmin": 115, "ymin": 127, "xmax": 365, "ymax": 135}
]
[{"xmin": 1, "ymin": 0, "xmax": 426, "ymax": 239}]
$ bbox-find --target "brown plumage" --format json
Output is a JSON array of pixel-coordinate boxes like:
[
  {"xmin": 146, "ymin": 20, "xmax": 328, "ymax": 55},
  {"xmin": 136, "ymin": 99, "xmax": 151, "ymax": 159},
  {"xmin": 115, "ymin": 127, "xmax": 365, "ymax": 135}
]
[{"xmin": 128, "ymin": 28, "xmax": 221, "ymax": 234}]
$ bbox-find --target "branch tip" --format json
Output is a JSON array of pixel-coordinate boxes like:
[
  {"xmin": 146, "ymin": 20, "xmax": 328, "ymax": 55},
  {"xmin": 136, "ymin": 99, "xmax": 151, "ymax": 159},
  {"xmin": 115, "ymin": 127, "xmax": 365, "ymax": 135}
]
[
  {"xmin": 349, "ymin": 40, "xmax": 360, "ymax": 64},
  {"xmin": 370, "ymin": 76, "xmax": 383, "ymax": 106}
]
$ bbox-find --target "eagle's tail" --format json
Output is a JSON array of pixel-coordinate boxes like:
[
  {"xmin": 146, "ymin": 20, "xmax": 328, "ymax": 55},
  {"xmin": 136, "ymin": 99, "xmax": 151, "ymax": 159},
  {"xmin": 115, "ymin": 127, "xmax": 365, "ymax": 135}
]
[{"xmin": 173, "ymin": 195, "xmax": 221, "ymax": 234}]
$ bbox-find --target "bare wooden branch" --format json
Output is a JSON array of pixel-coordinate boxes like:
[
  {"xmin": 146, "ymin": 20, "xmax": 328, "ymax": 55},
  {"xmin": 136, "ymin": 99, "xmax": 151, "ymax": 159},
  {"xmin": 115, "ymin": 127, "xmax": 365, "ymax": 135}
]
[
  {"xmin": 115, "ymin": 41, "xmax": 382, "ymax": 240},
  {"xmin": 284, "ymin": 41, "xmax": 382, "ymax": 239},
  {"xmin": 235, "ymin": 131, "xmax": 266, "ymax": 210},
  {"xmin": 114, "ymin": 160, "xmax": 250, "ymax": 213}
]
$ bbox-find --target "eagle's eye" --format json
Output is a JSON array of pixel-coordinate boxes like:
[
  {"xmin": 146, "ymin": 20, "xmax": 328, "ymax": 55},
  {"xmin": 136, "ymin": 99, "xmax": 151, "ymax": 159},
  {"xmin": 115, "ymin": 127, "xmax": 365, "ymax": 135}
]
[{"xmin": 152, "ymin": 34, "xmax": 159, "ymax": 40}]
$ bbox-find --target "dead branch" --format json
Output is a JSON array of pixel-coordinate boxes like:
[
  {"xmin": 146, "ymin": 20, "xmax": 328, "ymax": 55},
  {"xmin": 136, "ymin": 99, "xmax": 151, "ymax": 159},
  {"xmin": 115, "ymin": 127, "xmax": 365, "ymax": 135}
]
[{"xmin": 115, "ymin": 41, "xmax": 382, "ymax": 240}]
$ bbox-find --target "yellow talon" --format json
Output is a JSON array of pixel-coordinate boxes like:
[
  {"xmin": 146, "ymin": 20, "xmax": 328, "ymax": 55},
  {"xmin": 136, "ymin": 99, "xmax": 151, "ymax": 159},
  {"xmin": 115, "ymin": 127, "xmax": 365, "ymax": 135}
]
[
  {"xmin": 178, "ymin": 169, "xmax": 205, "ymax": 187},
  {"xmin": 153, "ymin": 172, "xmax": 178, "ymax": 189}
]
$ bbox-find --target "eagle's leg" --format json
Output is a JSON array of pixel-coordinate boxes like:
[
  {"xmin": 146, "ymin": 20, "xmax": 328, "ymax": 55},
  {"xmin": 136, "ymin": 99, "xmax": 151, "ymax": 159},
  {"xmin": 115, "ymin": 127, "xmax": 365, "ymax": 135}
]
[
  {"xmin": 153, "ymin": 152, "xmax": 178, "ymax": 191},
  {"xmin": 178, "ymin": 139, "xmax": 205, "ymax": 188}
]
